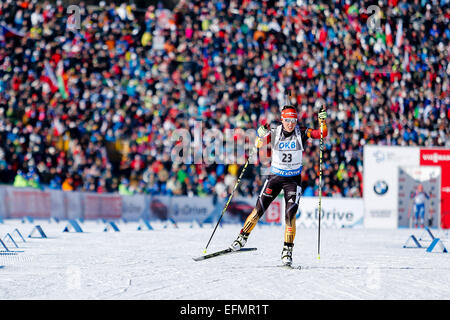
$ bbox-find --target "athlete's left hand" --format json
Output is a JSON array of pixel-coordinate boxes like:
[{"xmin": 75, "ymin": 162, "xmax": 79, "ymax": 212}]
[
  {"xmin": 257, "ymin": 124, "xmax": 270, "ymax": 138},
  {"xmin": 318, "ymin": 110, "xmax": 327, "ymax": 121}
]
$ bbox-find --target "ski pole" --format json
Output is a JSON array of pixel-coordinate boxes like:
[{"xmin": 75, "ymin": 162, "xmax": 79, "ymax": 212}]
[
  {"xmin": 203, "ymin": 146, "xmax": 257, "ymax": 253},
  {"xmin": 317, "ymin": 108, "xmax": 325, "ymax": 260}
]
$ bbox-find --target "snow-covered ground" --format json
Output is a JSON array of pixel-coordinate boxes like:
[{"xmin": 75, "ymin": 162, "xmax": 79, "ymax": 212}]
[{"xmin": 1, "ymin": 219, "xmax": 449, "ymax": 300}]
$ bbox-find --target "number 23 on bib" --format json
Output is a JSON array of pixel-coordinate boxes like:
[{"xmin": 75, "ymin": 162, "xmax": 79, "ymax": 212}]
[{"xmin": 270, "ymin": 125, "xmax": 304, "ymax": 177}]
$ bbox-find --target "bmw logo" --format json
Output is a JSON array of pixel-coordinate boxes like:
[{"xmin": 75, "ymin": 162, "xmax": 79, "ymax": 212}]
[{"xmin": 373, "ymin": 181, "xmax": 388, "ymax": 195}]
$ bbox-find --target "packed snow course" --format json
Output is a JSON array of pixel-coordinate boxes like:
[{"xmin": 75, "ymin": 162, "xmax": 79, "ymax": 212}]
[{"xmin": 0, "ymin": 219, "xmax": 449, "ymax": 299}]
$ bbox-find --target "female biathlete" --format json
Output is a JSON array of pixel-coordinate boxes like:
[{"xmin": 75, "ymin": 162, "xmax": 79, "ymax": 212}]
[{"xmin": 229, "ymin": 104, "xmax": 328, "ymax": 266}]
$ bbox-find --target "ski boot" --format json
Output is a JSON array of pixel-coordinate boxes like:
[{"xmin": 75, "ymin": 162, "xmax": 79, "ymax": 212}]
[
  {"xmin": 281, "ymin": 243, "xmax": 294, "ymax": 266},
  {"xmin": 229, "ymin": 231, "xmax": 249, "ymax": 251}
]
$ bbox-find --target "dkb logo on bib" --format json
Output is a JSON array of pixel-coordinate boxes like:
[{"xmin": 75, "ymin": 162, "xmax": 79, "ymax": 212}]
[{"xmin": 278, "ymin": 141, "xmax": 296, "ymax": 150}]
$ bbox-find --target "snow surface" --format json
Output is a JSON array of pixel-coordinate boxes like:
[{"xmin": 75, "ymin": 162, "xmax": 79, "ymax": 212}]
[{"xmin": 1, "ymin": 219, "xmax": 449, "ymax": 300}]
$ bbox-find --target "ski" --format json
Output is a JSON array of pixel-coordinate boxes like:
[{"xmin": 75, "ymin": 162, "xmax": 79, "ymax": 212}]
[
  {"xmin": 193, "ymin": 247, "xmax": 257, "ymax": 262},
  {"xmin": 278, "ymin": 264, "xmax": 303, "ymax": 270},
  {"xmin": 253, "ymin": 264, "xmax": 305, "ymax": 270}
]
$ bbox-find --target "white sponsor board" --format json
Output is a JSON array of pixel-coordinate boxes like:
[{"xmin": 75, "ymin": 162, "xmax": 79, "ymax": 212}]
[
  {"xmin": 169, "ymin": 196, "xmax": 213, "ymax": 223},
  {"xmin": 50, "ymin": 190, "xmax": 66, "ymax": 220},
  {"xmin": 363, "ymin": 145, "xmax": 420, "ymax": 228},
  {"xmin": 296, "ymin": 197, "xmax": 364, "ymax": 229},
  {"xmin": 65, "ymin": 191, "xmax": 83, "ymax": 220},
  {"xmin": 122, "ymin": 194, "xmax": 147, "ymax": 221}
]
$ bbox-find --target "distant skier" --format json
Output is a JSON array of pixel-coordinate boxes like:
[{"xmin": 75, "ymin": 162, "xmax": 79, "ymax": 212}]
[
  {"xmin": 408, "ymin": 184, "xmax": 431, "ymax": 228},
  {"xmin": 229, "ymin": 103, "xmax": 328, "ymax": 266}
]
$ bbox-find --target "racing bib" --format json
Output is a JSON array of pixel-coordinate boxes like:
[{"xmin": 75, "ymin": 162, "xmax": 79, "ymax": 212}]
[{"xmin": 271, "ymin": 125, "xmax": 304, "ymax": 176}]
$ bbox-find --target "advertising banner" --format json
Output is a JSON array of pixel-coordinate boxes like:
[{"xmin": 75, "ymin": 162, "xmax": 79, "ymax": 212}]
[
  {"xmin": 148, "ymin": 195, "xmax": 172, "ymax": 221},
  {"xmin": 264, "ymin": 198, "xmax": 283, "ymax": 224},
  {"xmin": 65, "ymin": 191, "xmax": 83, "ymax": 220},
  {"xmin": 363, "ymin": 146, "xmax": 420, "ymax": 228},
  {"xmin": 6, "ymin": 188, "xmax": 51, "ymax": 219},
  {"xmin": 197, "ymin": 195, "xmax": 284, "ymax": 225},
  {"xmin": 0, "ymin": 186, "xmax": 6, "ymax": 218},
  {"xmin": 419, "ymin": 148, "xmax": 450, "ymax": 228},
  {"xmin": 121, "ymin": 194, "xmax": 147, "ymax": 221},
  {"xmin": 169, "ymin": 196, "xmax": 213, "ymax": 223},
  {"xmin": 296, "ymin": 197, "xmax": 364, "ymax": 229},
  {"xmin": 216, "ymin": 196, "xmax": 284, "ymax": 224},
  {"xmin": 49, "ymin": 189, "xmax": 66, "ymax": 220},
  {"xmin": 0, "ymin": 186, "xmax": 360, "ymax": 229},
  {"xmin": 83, "ymin": 193, "xmax": 122, "ymax": 220}
]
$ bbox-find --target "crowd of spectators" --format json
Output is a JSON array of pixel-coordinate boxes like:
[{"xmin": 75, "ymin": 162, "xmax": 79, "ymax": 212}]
[{"xmin": 0, "ymin": 0, "xmax": 448, "ymax": 198}]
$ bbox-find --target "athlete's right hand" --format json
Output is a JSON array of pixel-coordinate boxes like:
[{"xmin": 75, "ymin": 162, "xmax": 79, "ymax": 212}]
[
  {"xmin": 257, "ymin": 124, "xmax": 270, "ymax": 138},
  {"xmin": 255, "ymin": 124, "xmax": 270, "ymax": 148}
]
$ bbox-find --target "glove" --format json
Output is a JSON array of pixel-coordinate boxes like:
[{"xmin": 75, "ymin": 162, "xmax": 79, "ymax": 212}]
[
  {"xmin": 257, "ymin": 124, "xmax": 270, "ymax": 138},
  {"xmin": 318, "ymin": 110, "xmax": 327, "ymax": 121},
  {"xmin": 255, "ymin": 124, "xmax": 270, "ymax": 149}
]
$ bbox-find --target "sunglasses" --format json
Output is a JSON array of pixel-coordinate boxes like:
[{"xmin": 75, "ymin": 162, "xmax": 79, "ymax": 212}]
[{"xmin": 282, "ymin": 118, "xmax": 297, "ymax": 124}]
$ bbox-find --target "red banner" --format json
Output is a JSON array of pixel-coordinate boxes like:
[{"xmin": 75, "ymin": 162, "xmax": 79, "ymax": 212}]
[
  {"xmin": 8, "ymin": 190, "xmax": 51, "ymax": 218},
  {"xmin": 420, "ymin": 148, "xmax": 450, "ymax": 229}
]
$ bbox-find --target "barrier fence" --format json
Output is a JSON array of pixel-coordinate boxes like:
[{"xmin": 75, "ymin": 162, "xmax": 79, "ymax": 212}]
[{"xmin": 0, "ymin": 185, "xmax": 364, "ymax": 228}]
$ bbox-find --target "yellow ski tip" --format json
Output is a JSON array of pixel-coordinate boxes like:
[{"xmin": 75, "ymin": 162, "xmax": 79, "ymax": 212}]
[
  {"xmin": 203, "ymin": 249, "xmax": 207, "ymax": 254},
  {"xmin": 317, "ymin": 255, "xmax": 321, "ymax": 260}
]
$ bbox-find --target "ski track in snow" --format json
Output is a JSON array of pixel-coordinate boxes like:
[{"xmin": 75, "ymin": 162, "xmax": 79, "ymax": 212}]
[{"xmin": 0, "ymin": 220, "xmax": 449, "ymax": 299}]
